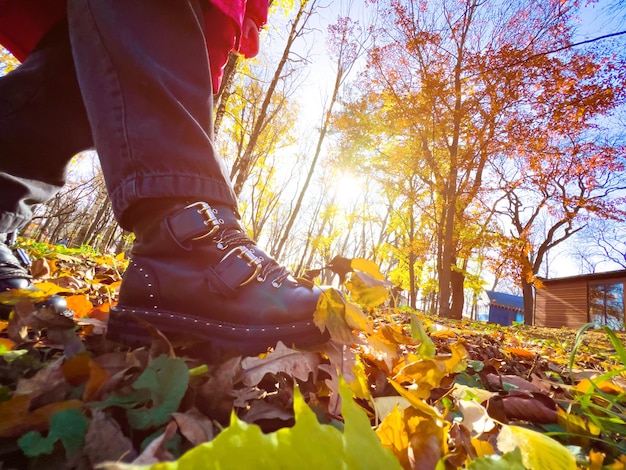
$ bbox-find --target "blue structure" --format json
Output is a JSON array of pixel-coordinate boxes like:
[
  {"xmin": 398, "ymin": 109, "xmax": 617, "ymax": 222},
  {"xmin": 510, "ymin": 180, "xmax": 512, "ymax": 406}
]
[{"xmin": 485, "ymin": 291, "xmax": 525, "ymax": 325}]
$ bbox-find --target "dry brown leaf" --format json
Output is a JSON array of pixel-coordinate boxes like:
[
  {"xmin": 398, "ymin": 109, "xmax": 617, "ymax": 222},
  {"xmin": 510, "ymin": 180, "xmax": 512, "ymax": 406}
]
[
  {"xmin": 241, "ymin": 400, "xmax": 295, "ymax": 424},
  {"xmin": 129, "ymin": 420, "xmax": 177, "ymax": 465},
  {"xmin": 16, "ymin": 357, "xmax": 71, "ymax": 407},
  {"xmin": 30, "ymin": 258, "xmax": 51, "ymax": 279},
  {"xmin": 489, "ymin": 392, "xmax": 558, "ymax": 424},
  {"xmin": 197, "ymin": 356, "xmax": 242, "ymax": 422},
  {"xmin": 85, "ymin": 410, "xmax": 137, "ymax": 466},
  {"xmin": 241, "ymin": 341, "xmax": 320, "ymax": 386},
  {"xmin": 171, "ymin": 408, "xmax": 215, "ymax": 445},
  {"xmin": 231, "ymin": 387, "xmax": 266, "ymax": 408},
  {"xmin": 48, "ymin": 275, "xmax": 86, "ymax": 290},
  {"xmin": 485, "ymin": 373, "xmax": 544, "ymax": 392}
]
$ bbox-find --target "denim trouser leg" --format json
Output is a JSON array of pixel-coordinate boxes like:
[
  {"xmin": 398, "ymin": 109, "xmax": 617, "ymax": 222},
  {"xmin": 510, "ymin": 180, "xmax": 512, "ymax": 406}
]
[
  {"xmin": 67, "ymin": 0, "xmax": 238, "ymax": 230},
  {"xmin": 0, "ymin": 21, "xmax": 92, "ymax": 234}
]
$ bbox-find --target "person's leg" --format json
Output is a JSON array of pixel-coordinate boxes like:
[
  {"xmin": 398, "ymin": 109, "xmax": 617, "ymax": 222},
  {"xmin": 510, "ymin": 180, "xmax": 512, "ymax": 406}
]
[
  {"xmin": 0, "ymin": 20, "xmax": 91, "ymax": 317},
  {"xmin": 0, "ymin": 20, "xmax": 92, "ymax": 235},
  {"xmin": 67, "ymin": 0, "xmax": 327, "ymax": 354}
]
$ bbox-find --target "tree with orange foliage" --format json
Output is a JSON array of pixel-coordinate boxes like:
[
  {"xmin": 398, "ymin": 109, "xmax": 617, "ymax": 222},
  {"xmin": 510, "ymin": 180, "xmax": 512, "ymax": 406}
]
[{"xmin": 337, "ymin": 0, "xmax": 626, "ymax": 319}]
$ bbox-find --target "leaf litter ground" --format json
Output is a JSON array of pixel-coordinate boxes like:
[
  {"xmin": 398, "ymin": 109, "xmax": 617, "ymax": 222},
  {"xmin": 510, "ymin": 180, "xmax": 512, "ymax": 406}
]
[{"xmin": 0, "ymin": 240, "xmax": 625, "ymax": 469}]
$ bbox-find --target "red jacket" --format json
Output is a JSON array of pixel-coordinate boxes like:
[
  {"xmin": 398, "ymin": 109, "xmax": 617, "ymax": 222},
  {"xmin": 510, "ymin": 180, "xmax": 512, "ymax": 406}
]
[{"xmin": 0, "ymin": 0, "xmax": 267, "ymax": 92}]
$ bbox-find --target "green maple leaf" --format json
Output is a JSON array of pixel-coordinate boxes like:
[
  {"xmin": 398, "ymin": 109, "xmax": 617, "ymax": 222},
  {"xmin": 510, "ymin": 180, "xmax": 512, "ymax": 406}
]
[{"xmin": 18, "ymin": 408, "xmax": 89, "ymax": 457}]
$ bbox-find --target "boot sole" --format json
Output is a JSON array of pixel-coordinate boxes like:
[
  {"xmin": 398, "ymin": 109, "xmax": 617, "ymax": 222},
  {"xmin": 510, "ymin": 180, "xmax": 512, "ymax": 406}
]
[{"xmin": 107, "ymin": 306, "xmax": 329, "ymax": 356}]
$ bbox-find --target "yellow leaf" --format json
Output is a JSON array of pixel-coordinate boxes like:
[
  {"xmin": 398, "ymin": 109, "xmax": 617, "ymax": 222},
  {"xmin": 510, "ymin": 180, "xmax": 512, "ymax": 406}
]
[
  {"xmin": 373, "ymin": 396, "xmax": 411, "ymax": 423},
  {"xmin": 348, "ymin": 356, "xmax": 372, "ymax": 401},
  {"xmin": 31, "ymin": 281, "xmax": 74, "ymax": 296},
  {"xmin": 393, "ymin": 343, "xmax": 466, "ymax": 399},
  {"xmin": 350, "ymin": 258, "xmax": 385, "ymax": 280},
  {"xmin": 388, "ymin": 379, "xmax": 442, "ymax": 419},
  {"xmin": 410, "ymin": 314, "xmax": 435, "ymax": 359},
  {"xmin": 497, "ymin": 424, "xmax": 577, "ymax": 470},
  {"xmin": 471, "ymin": 438, "xmax": 495, "ymax": 458},
  {"xmin": 345, "ymin": 271, "xmax": 389, "ymax": 308},
  {"xmin": 376, "ymin": 406, "xmax": 410, "ymax": 467},
  {"xmin": 394, "ymin": 359, "xmax": 447, "ymax": 398},
  {"xmin": 444, "ymin": 342, "xmax": 468, "ymax": 373},
  {"xmin": 556, "ymin": 408, "xmax": 601, "ymax": 436},
  {"xmin": 313, "ymin": 288, "xmax": 359, "ymax": 344},
  {"xmin": 376, "ymin": 405, "xmax": 447, "ymax": 470},
  {"xmin": 344, "ymin": 302, "xmax": 373, "ymax": 334}
]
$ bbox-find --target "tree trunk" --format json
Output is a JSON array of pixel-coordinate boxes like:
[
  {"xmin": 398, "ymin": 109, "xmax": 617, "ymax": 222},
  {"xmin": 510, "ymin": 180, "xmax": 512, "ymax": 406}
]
[
  {"xmin": 522, "ymin": 278, "xmax": 534, "ymax": 325},
  {"xmin": 450, "ymin": 270, "xmax": 465, "ymax": 319}
]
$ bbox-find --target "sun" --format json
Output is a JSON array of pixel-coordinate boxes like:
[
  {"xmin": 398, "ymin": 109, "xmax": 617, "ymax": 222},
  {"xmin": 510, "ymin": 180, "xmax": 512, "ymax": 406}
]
[{"xmin": 333, "ymin": 172, "xmax": 365, "ymax": 208}]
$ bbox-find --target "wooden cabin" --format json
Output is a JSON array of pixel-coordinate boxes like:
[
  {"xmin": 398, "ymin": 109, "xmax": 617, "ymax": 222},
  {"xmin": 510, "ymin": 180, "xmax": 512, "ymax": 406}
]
[{"xmin": 534, "ymin": 269, "xmax": 626, "ymax": 330}]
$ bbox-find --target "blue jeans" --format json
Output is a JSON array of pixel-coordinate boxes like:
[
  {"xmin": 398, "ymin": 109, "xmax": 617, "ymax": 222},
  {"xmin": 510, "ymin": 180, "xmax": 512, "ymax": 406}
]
[{"xmin": 0, "ymin": 0, "xmax": 238, "ymax": 234}]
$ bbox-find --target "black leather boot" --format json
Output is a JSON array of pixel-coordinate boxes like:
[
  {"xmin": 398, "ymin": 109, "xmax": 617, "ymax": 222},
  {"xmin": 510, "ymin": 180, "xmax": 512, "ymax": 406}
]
[
  {"xmin": 108, "ymin": 202, "xmax": 329, "ymax": 355},
  {"xmin": 0, "ymin": 235, "xmax": 71, "ymax": 319}
]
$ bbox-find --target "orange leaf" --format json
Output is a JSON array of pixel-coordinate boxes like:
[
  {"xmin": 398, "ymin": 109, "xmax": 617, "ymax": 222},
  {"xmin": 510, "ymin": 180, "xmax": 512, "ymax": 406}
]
[
  {"xmin": 503, "ymin": 347, "xmax": 536, "ymax": 359},
  {"xmin": 0, "ymin": 394, "xmax": 82, "ymax": 438},
  {"xmin": 66, "ymin": 294, "xmax": 94, "ymax": 319},
  {"xmin": 61, "ymin": 354, "xmax": 109, "ymax": 402},
  {"xmin": 589, "ymin": 450, "xmax": 605, "ymax": 470},
  {"xmin": 0, "ymin": 337, "xmax": 15, "ymax": 351},
  {"xmin": 62, "ymin": 354, "xmax": 92, "ymax": 386},
  {"xmin": 83, "ymin": 359, "xmax": 109, "ymax": 402},
  {"xmin": 576, "ymin": 378, "xmax": 625, "ymax": 395},
  {"xmin": 89, "ymin": 301, "xmax": 110, "ymax": 321}
]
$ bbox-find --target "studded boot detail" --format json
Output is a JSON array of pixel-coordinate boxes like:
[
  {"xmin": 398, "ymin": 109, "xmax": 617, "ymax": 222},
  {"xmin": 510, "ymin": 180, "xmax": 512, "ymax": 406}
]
[{"xmin": 108, "ymin": 202, "xmax": 329, "ymax": 355}]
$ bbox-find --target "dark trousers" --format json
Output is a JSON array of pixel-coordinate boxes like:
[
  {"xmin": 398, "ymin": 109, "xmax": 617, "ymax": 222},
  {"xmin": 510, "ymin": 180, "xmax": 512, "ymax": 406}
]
[{"xmin": 0, "ymin": 0, "xmax": 238, "ymax": 234}]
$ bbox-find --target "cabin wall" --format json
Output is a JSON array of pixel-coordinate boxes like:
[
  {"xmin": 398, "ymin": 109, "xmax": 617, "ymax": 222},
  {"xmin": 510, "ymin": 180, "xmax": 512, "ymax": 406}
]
[{"xmin": 535, "ymin": 280, "xmax": 589, "ymax": 328}]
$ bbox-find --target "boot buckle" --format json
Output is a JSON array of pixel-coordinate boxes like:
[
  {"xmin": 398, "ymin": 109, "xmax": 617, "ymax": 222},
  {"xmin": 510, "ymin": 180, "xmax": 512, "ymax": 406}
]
[
  {"xmin": 186, "ymin": 202, "xmax": 224, "ymax": 239},
  {"xmin": 220, "ymin": 246, "xmax": 263, "ymax": 286}
]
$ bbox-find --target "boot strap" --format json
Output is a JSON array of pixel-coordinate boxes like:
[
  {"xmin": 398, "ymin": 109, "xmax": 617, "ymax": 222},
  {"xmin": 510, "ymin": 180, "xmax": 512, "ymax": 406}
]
[
  {"xmin": 165, "ymin": 202, "xmax": 240, "ymax": 248},
  {"xmin": 208, "ymin": 245, "xmax": 265, "ymax": 293}
]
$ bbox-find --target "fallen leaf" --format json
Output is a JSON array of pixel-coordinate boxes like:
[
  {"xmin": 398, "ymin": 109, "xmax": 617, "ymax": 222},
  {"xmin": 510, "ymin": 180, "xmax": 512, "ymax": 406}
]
[
  {"xmin": 130, "ymin": 420, "xmax": 178, "ymax": 465},
  {"xmin": 197, "ymin": 356, "xmax": 242, "ymax": 423},
  {"xmin": 350, "ymin": 258, "xmax": 386, "ymax": 280},
  {"xmin": 345, "ymin": 270, "xmax": 389, "ymax": 308},
  {"xmin": 16, "ymin": 357, "xmax": 70, "ymax": 407},
  {"xmin": 241, "ymin": 341, "xmax": 320, "ymax": 386},
  {"xmin": 66, "ymin": 295, "xmax": 94, "ymax": 319},
  {"xmin": 487, "ymin": 393, "xmax": 558, "ymax": 424},
  {"xmin": 48, "ymin": 276, "xmax": 86, "ymax": 290},
  {"xmin": 172, "ymin": 408, "xmax": 215, "ymax": 445},
  {"xmin": 241, "ymin": 400, "xmax": 295, "ymax": 424},
  {"xmin": 30, "ymin": 258, "xmax": 51, "ymax": 279},
  {"xmin": 84, "ymin": 410, "xmax": 137, "ymax": 466},
  {"xmin": 0, "ymin": 337, "xmax": 16, "ymax": 350},
  {"xmin": 18, "ymin": 408, "xmax": 89, "ymax": 457},
  {"xmin": 497, "ymin": 423, "xmax": 577, "ymax": 470},
  {"xmin": 313, "ymin": 288, "xmax": 360, "ymax": 344},
  {"xmin": 0, "ymin": 394, "xmax": 82, "ymax": 438}
]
